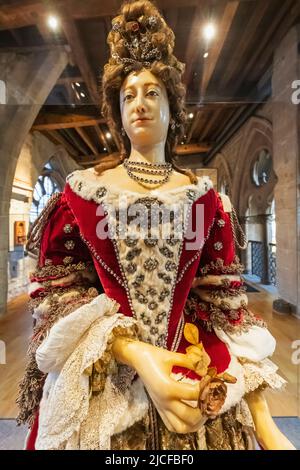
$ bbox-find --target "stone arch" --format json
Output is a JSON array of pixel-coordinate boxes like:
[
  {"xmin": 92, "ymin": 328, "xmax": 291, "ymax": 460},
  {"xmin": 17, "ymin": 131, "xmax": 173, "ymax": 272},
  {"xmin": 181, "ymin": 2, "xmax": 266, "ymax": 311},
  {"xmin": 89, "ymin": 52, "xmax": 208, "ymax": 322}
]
[
  {"xmin": 232, "ymin": 116, "xmax": 275, "ymax": 217},
  {"xmin": 0, "ymin": 47, "xmax": 69, "ymax": 313},
  {"xmin": 212, "ymin": 152, "xmax": 232, "ymax": 195}
]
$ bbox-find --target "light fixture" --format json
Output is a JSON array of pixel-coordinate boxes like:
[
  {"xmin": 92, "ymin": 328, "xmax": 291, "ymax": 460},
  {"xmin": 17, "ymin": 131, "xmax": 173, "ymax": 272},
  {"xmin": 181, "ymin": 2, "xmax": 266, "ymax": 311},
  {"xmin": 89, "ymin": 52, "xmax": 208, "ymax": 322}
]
[
  {"xmin": 47, "ymin": 15, "xmax": 59, "ymax": 31},
  {"xmin": 188, "ymin": 112, "xmax": 194, "ymax": 119},
  {"xmin": 181, "ymin": 141, "xmax": 184, "ymax": 145},
  {"xmin": 203, "ymin": 52, "xmax": 209, "ymax": 58},
  {"xmin": 103, "ymin": 147, "xmax": 107, "ymax": 151},
  {"xmin": 80, "ymin": 92, "xmax": 86, "ymax": 98},
  {"xmin": 75, "ymin": 82, "xmax": 81, "ymax": 87},
  {"xmin": 203, "ymin": 23, "xmax": 216, "ymax": 42},
  {"xmin": 106, "ymin": 132, "xmax": 111, "ymax": 139}
]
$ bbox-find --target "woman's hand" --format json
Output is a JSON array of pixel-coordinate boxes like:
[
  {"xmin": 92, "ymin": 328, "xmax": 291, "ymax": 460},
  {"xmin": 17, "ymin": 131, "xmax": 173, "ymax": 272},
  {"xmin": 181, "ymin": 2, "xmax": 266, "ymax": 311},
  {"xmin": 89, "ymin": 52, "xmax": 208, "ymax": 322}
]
[
  {"xmin": 112, "ymin": 337, "xmax": 205, "ymax": 433},
  {"xmin": 246, "ymin": 389, "xmax": 296, "ymax": 450}
]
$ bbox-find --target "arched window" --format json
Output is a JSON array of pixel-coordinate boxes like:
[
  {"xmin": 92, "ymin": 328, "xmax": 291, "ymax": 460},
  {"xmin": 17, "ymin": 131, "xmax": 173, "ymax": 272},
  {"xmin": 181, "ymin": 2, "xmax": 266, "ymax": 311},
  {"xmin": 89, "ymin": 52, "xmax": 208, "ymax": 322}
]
[
  {"xmin": 30, "ymin": 174, "xmax": 59, "ymax": 224},
  {"xmin": 252, "ymin": 149, "xmax": 272, "ymax": 187}
]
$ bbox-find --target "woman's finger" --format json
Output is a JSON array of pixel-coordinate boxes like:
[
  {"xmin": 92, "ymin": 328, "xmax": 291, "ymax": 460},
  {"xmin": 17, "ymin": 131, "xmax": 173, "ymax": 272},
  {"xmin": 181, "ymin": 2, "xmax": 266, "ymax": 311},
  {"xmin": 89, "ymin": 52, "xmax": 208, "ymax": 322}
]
[
  {"xmin": 165, "ymin": 351, "xmax": 196, "ymax": 371},
  {"xmin": 168, "ymin": 379, "xmax": 200, "ymax": 401},
  {"xmin": 169, "ymin": 400, "xmax": 204, "ymax": 430}
]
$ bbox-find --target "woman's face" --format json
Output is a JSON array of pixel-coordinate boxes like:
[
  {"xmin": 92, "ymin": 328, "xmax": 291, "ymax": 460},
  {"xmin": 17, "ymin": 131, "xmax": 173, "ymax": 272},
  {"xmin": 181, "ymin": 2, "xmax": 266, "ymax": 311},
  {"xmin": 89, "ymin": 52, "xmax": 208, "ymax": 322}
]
[{"xmin": 120, "ymin": 69, "xmax": 170, "ymax": 148}]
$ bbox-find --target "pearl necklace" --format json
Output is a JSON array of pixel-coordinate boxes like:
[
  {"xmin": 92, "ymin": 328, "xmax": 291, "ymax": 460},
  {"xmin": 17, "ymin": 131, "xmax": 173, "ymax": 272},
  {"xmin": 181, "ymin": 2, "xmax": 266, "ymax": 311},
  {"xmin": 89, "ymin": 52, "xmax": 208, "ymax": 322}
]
[{"xmin": 123, "ymin": 159, "xmax": 173, "ymax": 189}]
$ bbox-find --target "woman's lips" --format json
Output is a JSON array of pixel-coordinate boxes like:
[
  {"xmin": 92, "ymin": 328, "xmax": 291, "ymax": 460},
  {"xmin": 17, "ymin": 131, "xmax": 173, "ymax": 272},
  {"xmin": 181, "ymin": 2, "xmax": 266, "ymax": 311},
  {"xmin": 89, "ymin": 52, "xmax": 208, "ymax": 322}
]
[{"xmin": 133, "ymin": 118, "xmax": 152, "ymax": 125}]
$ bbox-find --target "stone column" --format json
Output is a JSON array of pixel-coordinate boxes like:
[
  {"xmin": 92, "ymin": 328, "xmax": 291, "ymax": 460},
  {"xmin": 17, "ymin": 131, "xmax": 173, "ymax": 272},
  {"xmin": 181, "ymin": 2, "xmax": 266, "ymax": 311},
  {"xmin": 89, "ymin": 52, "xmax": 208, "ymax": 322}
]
[
  {"xmin": 259, "ymin": 214, "xmax": 271, "ymax": 285},
  {"xmin": 0, "ymin": 47, "xmax": 69, "ymax": 314},
  {"xmin": 272, "ymin": 26, "xmax": 300, "ymax": 316},
  {"xmin": 239, "ymin": 215, "xmax": 250, "ymax": 274}
]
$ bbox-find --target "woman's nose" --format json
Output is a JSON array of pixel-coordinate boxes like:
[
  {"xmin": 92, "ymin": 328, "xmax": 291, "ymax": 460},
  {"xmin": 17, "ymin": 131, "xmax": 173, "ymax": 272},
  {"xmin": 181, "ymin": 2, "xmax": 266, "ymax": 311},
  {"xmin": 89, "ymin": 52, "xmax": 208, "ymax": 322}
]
[{"xmin": 135, "ymin": 94, "xmax": 147, "ymax": 113}]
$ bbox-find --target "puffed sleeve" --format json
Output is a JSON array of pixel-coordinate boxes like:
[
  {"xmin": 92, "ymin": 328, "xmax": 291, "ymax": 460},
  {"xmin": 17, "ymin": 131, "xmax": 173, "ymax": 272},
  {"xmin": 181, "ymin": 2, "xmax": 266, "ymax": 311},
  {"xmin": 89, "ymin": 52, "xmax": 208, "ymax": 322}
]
[
  {"xmin": 17, "ymin": 191, "xmax": 138, "ymax": 440},
  {"xmin": 186, "ymin": 191, "xmax": 285, "ymax": 396}
]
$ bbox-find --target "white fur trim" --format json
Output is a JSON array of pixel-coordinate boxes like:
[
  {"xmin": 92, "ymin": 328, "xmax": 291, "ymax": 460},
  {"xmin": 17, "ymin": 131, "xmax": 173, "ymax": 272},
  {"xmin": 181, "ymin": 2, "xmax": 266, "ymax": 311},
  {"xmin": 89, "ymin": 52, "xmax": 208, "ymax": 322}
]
[
  {"xmin": 28, "ymin": 281, "xmax": 44, "ymax": 296},
  {"xmin": 66, "ymin": 167, "xmax": 213, "ymax": 203},
  {"xmin": 214, "ymin": 325, "xmax": 276, "ymax": 362}
]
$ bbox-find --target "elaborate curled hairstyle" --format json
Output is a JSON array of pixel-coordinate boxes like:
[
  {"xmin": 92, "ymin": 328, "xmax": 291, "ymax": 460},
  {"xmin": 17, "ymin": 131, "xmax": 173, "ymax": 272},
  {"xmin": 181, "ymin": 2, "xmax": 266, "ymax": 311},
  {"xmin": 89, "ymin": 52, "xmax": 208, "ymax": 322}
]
[{"xmin": 96, "ymin": 0, "xmax": 197, "ymax": 184}]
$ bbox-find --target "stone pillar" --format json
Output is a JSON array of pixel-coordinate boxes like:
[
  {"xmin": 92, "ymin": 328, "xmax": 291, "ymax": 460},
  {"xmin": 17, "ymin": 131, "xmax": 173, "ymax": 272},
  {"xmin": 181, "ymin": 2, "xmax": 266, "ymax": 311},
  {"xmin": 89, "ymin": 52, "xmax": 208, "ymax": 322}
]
[
  {"xmin": 239, "ymin": 215, "xmax": 250, "ymax": 274},
  {"xmin": 0, "ymin": 47, "xmax": 69, "ymax": 314},
  {"xmin": 260, "ymin": 214, "xmax": 271, "ymax": 285},
  {"xmin": 272, "ymin": 26, "xmax": 300, "ymax": 316}
]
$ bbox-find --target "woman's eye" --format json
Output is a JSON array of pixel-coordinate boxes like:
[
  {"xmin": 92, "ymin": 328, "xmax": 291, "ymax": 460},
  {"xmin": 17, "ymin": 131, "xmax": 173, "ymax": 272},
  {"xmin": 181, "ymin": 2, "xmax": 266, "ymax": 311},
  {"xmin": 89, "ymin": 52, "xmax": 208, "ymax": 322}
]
[
  {"xmin": 147, "ymin": 90, "xmax": 159, "ymax": 97},
  {"xmin": 124, "ymin": 94, "xmax": 133, "ymax": 102}
]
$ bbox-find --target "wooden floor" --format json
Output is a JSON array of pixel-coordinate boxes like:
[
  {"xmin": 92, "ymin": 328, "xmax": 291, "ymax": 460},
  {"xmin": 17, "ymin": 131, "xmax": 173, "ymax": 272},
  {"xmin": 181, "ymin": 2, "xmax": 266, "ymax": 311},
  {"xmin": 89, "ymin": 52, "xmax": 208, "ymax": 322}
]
[{"xmin": 0, "ymin": 287, "xmax": 299, "ymax": 418}]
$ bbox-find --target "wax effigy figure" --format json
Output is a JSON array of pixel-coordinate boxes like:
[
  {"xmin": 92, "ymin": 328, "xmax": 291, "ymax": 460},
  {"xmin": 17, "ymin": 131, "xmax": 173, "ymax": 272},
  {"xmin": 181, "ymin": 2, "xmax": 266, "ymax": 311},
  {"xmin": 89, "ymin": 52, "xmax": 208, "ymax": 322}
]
[{"xmin": 17, "ymin": 0, "xmax": 294, "ymax": 450}]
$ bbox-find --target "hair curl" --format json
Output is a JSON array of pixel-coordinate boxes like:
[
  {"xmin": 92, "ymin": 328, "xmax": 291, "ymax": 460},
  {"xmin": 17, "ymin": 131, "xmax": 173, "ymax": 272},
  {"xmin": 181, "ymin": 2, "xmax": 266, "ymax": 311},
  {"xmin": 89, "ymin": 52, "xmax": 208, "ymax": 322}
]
[{"xmin": 96, "ymin": 0, "xmax": 197, "ymax": 184}]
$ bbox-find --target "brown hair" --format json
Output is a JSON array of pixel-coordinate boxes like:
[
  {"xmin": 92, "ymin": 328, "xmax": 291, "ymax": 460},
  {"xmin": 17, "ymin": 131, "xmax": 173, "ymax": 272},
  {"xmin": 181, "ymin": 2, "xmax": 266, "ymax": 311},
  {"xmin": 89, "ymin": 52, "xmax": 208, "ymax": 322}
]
[{"xmin": 95, "ymin": 0, "xmax": 197, "ymax": 184}]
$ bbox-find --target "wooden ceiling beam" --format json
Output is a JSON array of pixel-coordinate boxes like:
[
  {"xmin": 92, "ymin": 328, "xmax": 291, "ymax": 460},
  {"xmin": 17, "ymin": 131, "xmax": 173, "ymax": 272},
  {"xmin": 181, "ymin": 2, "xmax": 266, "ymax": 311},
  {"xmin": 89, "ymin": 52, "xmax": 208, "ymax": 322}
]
[
  {"xmin": 175, "ymin": 143, "xmax": 211, "ymax": 155},
  {"xmin": 58, "ymin": 5, "xmax": 99, "ymax": 105},
  {"xmin": 0, "ymin": 0, "xmax": 199, "ymax": 30},
  {"xmin": 186, "ymin": 111, "xmax": 201, "ymax": 144},
  {"xmin": 61, "ymin": 128, "xmax": 89, "ymax": 156},
  {"xmin": 97, "ymin": 125, "xmax": 113, "ymax": 153},
  {"xmin": 198, "ymin": 107, "xmax": 224, "ymax": 141},
  {"xmin": 43, "ymin": 130, "xmax": 79, "ymax": 157},
  {"xmin": 32, "ymin": 113, "xmax": 104, "ymax": 130},
  {"xmin": 75, "ymin": 127, "xmax": 98, "ymax": 155},
  {"xmin": 57, "ymin": 76, "xmax": 83, "ymax": 85},
  {"xmin": 230, "ymin": 0, "xmax": 296, "ymax": 94},
  {"xmin": 183, "ymin": 2, "xmax": 207, "ymax": 87},
  {"xmin": 221, "ymin": 0, "xmax": 271, "ymax": 89},
  {"xmin": 200, "ymin": 1, "xmax": 239, "ymax": 98},
  {"xmin": 94, "ymin": 125, "xmax": 107, "ymax": 152},
  {"xmin": 0, "ymin": 0, "xmax": 45, "ymax": 30}
]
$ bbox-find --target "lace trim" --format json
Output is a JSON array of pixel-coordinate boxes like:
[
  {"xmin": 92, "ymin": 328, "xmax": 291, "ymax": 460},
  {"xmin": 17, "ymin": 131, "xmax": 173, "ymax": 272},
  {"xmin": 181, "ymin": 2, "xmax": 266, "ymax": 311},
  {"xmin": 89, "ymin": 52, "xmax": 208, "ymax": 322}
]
[
  {"xmin": 16, "ymin": 287, "xmax": 99, "ymax": 425},
  {"xmin": 198, "ymin": 256, "xmax": 244, "ymax": 276},
  {"xmin": 30, "ymin": 261, "xmax": 93, "ymax": 282},
  {"xmin": 35, "ymin": 313, "xmax": 137, "ymax": 450},
  {"xmin": 184, "ymin": 293, "xmax": 266, "ymax": 335},
  {"xmin": 26, "ymin": 192, "xmax": 62, "ymax": 256},
  {"xmin": 241, "ymin": 358, "xmax": 286, "ymax": 393}
]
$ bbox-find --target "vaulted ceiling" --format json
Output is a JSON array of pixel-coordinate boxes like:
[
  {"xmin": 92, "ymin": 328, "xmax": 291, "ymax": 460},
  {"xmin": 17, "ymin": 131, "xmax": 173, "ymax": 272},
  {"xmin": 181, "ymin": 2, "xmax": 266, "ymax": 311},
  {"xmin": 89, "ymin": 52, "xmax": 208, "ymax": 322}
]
[{"xmin": 1, "ymin": 0, "xmax": 300, "ymax": 167}]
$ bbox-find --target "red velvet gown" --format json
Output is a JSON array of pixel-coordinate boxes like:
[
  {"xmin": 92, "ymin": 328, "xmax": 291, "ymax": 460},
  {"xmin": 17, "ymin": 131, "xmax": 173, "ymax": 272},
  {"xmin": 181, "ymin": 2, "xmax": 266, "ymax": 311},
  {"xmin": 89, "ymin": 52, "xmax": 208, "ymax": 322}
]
[{"xmin": 18, "ymin": 168, "xmax": 284, "ymax": 450}]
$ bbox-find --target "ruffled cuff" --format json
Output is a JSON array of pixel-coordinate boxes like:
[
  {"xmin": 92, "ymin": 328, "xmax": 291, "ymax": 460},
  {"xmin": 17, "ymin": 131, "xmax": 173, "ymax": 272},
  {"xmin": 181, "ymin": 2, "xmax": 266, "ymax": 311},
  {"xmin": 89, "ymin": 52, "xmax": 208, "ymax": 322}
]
[
  {"xmin": 241, "ymin": 357, "xmax": 286, "ymax": 393},
  {"xmin": 213, "ymin": 325, "xmax": 276, "ymax": 362},
  {"xmin": 36, "ymin": 293, "xmax": 120, "ymax": 373},
  {"xmin": 35, "ymin": 297, "xmax": 138, "ymax": 450}
]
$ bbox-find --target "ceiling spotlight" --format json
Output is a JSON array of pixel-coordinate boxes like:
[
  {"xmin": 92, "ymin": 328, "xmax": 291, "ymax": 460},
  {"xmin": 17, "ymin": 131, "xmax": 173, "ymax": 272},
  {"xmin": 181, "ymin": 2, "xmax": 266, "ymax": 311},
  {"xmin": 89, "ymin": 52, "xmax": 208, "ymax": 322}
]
[
  {"xmin": 80, "ymin": 92, "xmax": 86, "ymax": 98},
  {"xmin": 203, "ymin": 23, "xmax": 216, "ymax": 42},
  {"xmin": 47, "ymin": 15, "xmax": 59, "ymax": 31},
  {"xmin": 103, "ymin": 147, "xmax": 107, "ymax": 151},
  {"xmin": 188, "ymin": 112, "xmax": 194, "ymax": 119},
  {"xmin": 75, "ymin": 82, "xmax": 81, "ymax": 87},
  {"xmin": 106, "ymin": 132, "xmax": 111, "ymax": 139},
  {"xmin": 203, "ymin": 52, "xmax": 209, "ymax": 58},
  {"xmin": 181, "ymin": 141, "xmax": 184, "ymax": 145}
]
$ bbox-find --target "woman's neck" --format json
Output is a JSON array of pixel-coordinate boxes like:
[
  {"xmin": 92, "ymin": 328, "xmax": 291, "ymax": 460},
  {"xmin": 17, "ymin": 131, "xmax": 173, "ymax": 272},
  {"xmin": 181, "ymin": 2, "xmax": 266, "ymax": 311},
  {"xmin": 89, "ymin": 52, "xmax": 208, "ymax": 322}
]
[{"xmin": 128, "ymin": 142, "xmax": 166, "ymax": 165}]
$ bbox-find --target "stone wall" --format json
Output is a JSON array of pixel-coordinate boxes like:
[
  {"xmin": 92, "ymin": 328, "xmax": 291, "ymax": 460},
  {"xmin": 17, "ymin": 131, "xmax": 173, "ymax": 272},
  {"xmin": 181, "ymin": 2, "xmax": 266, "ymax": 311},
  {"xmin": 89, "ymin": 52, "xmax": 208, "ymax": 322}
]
[{"xmin": 7, "ymin": 133, "xmax": 81, "ymax": 302}]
